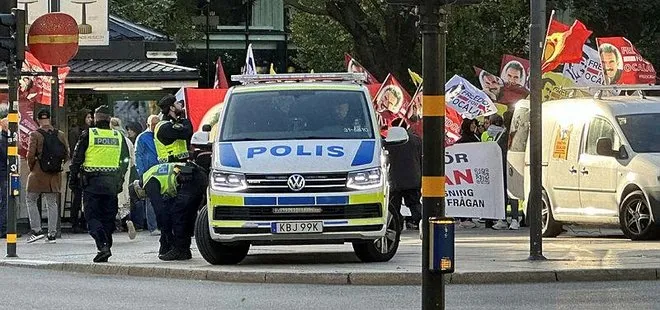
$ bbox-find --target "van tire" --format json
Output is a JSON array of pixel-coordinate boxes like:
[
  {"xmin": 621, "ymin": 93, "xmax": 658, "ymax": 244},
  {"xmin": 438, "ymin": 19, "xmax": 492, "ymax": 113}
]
[
  {"xmin": 195, "ymin": 205, "xmax": 250, "ymax": 265},
  {"xmin": 352, "ymin": 207, "xmax": 401, "ymax": 262},
  {"xmin": 542, "ymin": 191, "xmax": 563, "ymax": 238},
  {"xmin": 619, "ymin": 190, "xmax": 657, "ymax": 241}
]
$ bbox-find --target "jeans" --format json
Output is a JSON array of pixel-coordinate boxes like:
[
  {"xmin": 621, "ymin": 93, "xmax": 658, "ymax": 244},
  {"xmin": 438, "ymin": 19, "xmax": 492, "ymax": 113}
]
[
  {"xmin": 26, "ymin": 192, "xmax": 58, "ymax": 235},
  {"xmin": 131, "ymin": 199, "xmax": 146, "ymax": 230},
  {"xmin": 0, "ymin": 180, "xmax": 7, "ymax": 235},
  {"xmin": 145, "ymin": 199, "xmax": 158, "ymax": 232}
]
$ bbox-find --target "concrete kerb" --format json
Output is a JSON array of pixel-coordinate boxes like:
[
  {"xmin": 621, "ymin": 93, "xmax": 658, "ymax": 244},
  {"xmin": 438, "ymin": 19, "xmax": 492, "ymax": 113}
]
[{"xmin": 2, "ymin": 260, "xmax": 660, "ymax": 285}]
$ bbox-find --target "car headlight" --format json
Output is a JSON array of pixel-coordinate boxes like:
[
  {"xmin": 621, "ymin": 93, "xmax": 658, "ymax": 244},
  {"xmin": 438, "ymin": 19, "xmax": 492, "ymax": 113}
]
[
  {"xmin": 211, "ymin": 170, "xmax": 247, "ymax": 192},
  {"xmin": 347, "ymin": 168, "xmax": 383, "ymax": 190}
]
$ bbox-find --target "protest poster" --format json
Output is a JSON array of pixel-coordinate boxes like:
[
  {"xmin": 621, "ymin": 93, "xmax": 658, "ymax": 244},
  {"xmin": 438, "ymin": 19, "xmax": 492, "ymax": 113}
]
[
  {"xmin": 445, "ymin": 75, "xmax": 497, "ymax": 119},
  {"xmin": 345, "ymin": 53, "xmax": 380, "ymax": 84},
  {"xmin": 541, "ymin": 72, "xmax": 579, "ymax": 102},
  {"xmin": 500, "ymin": 55, "xmax": 530, "ymax": 87},
  {"xmin": 596, "ymin": 37, "xmax": 656, "ymax": 85},
  {"xmin": 474, "ymin": 67, "xmax": 528, "ymax": 105},
  {"xmin": 563, "ymin": 45, "xmax": 606, "ymax": 88},
  {"xmin": 373, "ymin": 74, "xmax": 412, "ymax": 128}
]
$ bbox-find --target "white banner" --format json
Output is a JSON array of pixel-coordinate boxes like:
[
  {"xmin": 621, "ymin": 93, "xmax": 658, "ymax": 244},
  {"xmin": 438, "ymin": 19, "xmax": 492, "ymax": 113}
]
[
  {"xmin": 563, "ymin": 45, "xmax": 605, "ymax": 88},
  {"xmin": 19, "ymin": 0, "xmax": 109, "ymax": 46},
  {"xmin": 401, "ymin": 142, "xmax": 505, "ymax": 219},
  {"xmin": 445, "ymin": 75, "xmax": 497, "ymax": 119}
]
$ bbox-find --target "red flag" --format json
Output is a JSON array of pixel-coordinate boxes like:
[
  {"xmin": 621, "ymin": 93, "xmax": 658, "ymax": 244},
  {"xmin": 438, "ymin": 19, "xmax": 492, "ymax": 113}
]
[
  {"xmin": 345, "ymin": 53, "xmax": 379, "ymax": 84},
  {"xmin": 542, "ymin": 19, "xmax": 593, "ymax": 73},
  {"xmin": 213, "ymin": 57, "xmax": 229, "ymax": 89},
  {"xmin": 445, "ymin": 106, "xmax": 462, "ymax": 147},
  {"xmin": 596, "ymin": 37, "xmax": 656, "ymax": 85},
  {"xmin": 373, "ymin": 74, "xmax": 412, "ymax": 128},
  {"xmin": 184, "ymin": 88, "xmax": 228, "ymax": 132}
]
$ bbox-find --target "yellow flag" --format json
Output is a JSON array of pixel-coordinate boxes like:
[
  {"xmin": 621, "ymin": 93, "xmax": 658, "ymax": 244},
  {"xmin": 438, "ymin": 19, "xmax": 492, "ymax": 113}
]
[
  {"xmin": 408, "ymin": 69, "xmax": 423, "ymax": 87},
  {"xmin": 269, "ymin": 63, "xmax": 276, "ymax": 74},
  {"xmin": 310, "ymin": 69, "xmax": 315, "ymax": 73}
]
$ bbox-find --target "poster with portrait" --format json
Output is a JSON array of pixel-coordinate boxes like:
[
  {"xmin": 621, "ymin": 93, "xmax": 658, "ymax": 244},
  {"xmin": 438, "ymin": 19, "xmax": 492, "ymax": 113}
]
[
  {"xmin": 500, "ymin": 55, "xmax": 530, "ymax": 87},
  {"xmin": 563, "ymin": 45, "xmax": 606, "ymax": 89},
  {"xmin": 373, "ymin": 74, "xmax": 412, "ymax": 128},
  {"xmin": 595, "ymin": 37, "xmax": 656, "ymax": 85},
  {"xmin": 344, "ymin": 54, "xmax": 379, "ymax": 84},
  {"xmin": 445, "ymin": 75, "xmax": 497, "ymax": 119},
  {"xmin": 474, "ymin": 67, "xmax": 528, "ymax": 106},
  {"xmin": 541, "ymin": 72, "xmax": 580, "ymax": 102}
]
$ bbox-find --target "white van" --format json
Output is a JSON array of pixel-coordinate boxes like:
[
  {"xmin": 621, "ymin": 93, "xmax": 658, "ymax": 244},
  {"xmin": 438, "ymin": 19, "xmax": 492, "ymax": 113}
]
[
  {"xmin": 193, "ymin": 73, "xmax": 409, "ymax": 264},
  {"xmin": 508, "ymin": 87, "xmax": 660, "ymax": 240}
]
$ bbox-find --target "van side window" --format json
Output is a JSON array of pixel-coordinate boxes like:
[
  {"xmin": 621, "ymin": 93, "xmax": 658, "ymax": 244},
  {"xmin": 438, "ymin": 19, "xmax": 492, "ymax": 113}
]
[{"xmin": 585, "ymin": 118, "xmax": 620, "ymax": 155}]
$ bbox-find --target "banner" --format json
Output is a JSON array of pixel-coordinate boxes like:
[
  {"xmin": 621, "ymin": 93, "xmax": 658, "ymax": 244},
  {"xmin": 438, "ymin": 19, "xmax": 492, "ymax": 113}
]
[
  {"xmin": 445, "ymin": 106, "xmax": 462, "ymax": 146},
  {"xmin": 445, "ymin": 75, "xmax": 497, "ymax": 119},
  {"xmin": 563, "ymin": 45, "xmax": 606, "ymax": 88},
  {"xmin": 542, "ymin": 19, "xmax": 592, "ymax": 73},
  {"xmin": 500, "ymin": 55, "xmax": 530, "ymax": 87},
  {"xmin": 474, "ymin": 67, "xmax": 528, "ymax": 105},
  {"xmin": 541, "ymin": 72, "xmax": 578, "ymax": 102},
  {"xmin": 373, "ymin": 74, "xmax": 412, "ymax": 128},
  {"xmin": 444, "ymin": 142, "xmax": 505, "ymax": 219},
  {"xmin": 345, "ymin": 53, "xmax": 379, "ymax": 84},
  {"xmin": 596, "ymin": 37, "xmax": 656, "ymax": 85},
  {"xmin": 180, "ymin": 88, "xmax": 228, "ymax": 132}
]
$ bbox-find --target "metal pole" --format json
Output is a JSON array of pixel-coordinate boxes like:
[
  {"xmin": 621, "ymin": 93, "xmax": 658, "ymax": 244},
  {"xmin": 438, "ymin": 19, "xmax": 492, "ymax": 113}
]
[
  {"xmin": 244, "ymin": 0, "xmax": 250, "ymax": 53},
  {"xmin": 420, "ymin": 0, "xmax": 445, "ymax": 309},
  {"xmin": 50, "ymin": 66, "xmax": 58, "ymax": 127},
  {"xmin": 5, "ymin": 3, "xmax": 20, "ymax": 258},
  {"xmin": 205, "ymin": 1, "xmax": 211, "ymax": 88},
  {"xmin": 528, "ymin": 0, "xmax": 546, "ymax": 261}
]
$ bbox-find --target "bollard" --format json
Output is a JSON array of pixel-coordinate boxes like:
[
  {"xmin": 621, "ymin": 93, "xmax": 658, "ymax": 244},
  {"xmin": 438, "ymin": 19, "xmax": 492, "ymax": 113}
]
[{"xmin": 428, "ymin": 217, "xmax": 455, "ymax": 274}]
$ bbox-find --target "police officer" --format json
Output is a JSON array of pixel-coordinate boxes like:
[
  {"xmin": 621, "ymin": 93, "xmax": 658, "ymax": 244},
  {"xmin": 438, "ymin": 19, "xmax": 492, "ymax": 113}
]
[
  {"xmin": 153, "ymin": 95, "xmax": 202, "ymax": 260},
  {"xmin": 69, "ymin": 106, "xmax": 129, "ymax": 263}
]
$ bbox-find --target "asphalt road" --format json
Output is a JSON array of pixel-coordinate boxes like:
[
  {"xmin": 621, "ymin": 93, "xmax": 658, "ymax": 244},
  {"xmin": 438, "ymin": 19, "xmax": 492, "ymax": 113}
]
[{"xmin": 1, "ymin": 267, "xmax": 658, "ymax": 310}]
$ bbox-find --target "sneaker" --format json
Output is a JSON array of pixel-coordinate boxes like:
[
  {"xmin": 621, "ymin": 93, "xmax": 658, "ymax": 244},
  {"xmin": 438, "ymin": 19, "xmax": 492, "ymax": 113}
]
[
  {"xmin": 492, "ymin": 220, "xmax": 509, "ymax": 230},
  {"xmin": 93, "ymin": 246, "xmax": 112, "ymax": 263},
  {"xmin": 126, "ymin": 220, "xmax": 137, "ymax": 240},
  {"xmin": 26, "ymin": 230, "xmax": 45, "ymax": 243},
  {"xmin": 45, "ymin": 234, "xmax": 56, "ymax": 244},
  {"xmin": 150, "ymin": 229, "xmax": 161, "ymax": 236},
  {"xmin": 509, "ymin": 219, "xmax": 520, "ymax": 230},
  {"xmin": 159, "ymin": 248, "xmax": 192, "ymax": 261},
  {"xmin": 459, "ymin": 220, "xmax": 477, "ymax": 229}
]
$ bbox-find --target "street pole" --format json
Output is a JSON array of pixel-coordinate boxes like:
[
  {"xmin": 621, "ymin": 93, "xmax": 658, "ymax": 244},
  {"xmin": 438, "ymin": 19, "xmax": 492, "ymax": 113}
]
[
  {"xmin": 420, "ymin": 0, "xmax": 446, "ymax": 308},
  {"xmin": 205, "ymin": 0, "xmax": 210, "ymax": 88},
  {"xmin": 50, "ymin": 65, "xmax": 58, "ymax": 126},
  {"xmin": 528, "ymin": 0, "xmax": 546, "ymax": 260}
]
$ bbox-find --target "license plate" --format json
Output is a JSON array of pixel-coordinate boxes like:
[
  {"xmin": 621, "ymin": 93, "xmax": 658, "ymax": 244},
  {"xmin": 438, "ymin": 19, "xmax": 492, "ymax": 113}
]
[{"xmin": 271, "ymin": 221, "xmax": 323, "ymax": 234}]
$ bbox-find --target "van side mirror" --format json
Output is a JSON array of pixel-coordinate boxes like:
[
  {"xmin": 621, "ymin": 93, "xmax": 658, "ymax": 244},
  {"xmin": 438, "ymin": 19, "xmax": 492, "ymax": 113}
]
[
  {"xmin": 191, "ymin": 131, "xmax": 211, "ymax": 146},
  {"xmin": 596, "ymin": 138, "xmax": 614, "ymax": 157},
  {"xmin": 384, "ymin": 127, "xmax": 409, "ymax": 146}
]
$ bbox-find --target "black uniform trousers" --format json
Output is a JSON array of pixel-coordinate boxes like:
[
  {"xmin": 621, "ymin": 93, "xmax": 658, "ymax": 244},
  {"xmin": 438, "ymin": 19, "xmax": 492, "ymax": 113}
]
[
  {"xmin": 145, "ymin": 179, "xmax": 175, "ymax": 251},
  {"xmin": 171, "ymin": 167, "xmax": 207, "ymax": 250},
  {"xmin": 84, "ymin": 191, "xmax": 118, "ymax": 251},
  {"xmin": 389, "ymin": 188, "xmax": 422, "ymax": 226}
]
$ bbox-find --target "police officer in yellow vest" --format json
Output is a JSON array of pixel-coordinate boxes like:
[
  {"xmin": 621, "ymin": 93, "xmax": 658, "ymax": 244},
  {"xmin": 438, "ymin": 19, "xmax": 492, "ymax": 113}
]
[
  {"xmin": 155, "ymin": 95, "xmax": 192, "ymax": 163},
  {"xmin": 131, "ymin": 162, "xmax": 206, "ymax": 260},
  {"xmin": 69, "ymin": 105, "xmax": 129, "ymax": 263}
]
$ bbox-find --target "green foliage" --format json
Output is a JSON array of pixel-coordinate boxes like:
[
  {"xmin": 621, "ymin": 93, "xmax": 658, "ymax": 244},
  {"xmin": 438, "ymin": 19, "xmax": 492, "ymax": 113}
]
[
  {"xmin": 289, "ymin": 11, "xmax": 353, "ymax": 72},
  {"xmin": 109, "ymin": 0, "xmax": 200, "ymax": 46}
]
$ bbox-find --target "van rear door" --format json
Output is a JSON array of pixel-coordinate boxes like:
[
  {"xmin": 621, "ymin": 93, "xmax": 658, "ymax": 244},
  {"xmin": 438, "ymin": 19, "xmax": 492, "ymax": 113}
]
[{"xmin": 506, "ymin": 101, "xmax": 530, "ymax": 200}]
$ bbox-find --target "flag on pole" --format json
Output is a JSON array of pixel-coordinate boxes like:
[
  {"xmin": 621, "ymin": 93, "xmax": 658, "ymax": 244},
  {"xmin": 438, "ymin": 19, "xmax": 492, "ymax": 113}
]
[
  {"xmin": 542, "ymin": 17, "xmax": 592, "ymax": 73},
  {"xmin": 345, "ymin": 53, "xmax": 379, "ymax": 84},
  {"xmin": 242, "ymin": 44, "xmax": 257, "ymax": 75},
  {"xmin": 269, "ymin": 63, "xmax": 276, "ymax": 74},
  {"xmin": 596, "ymin": 37, "xmax": 656, "ymax": 85},
  {"xmin": 408, "ymin": 69, "xmax": 423, "ymax": 87},
  {"xmin": 310, "ymin": 69, "xmax": 315, "ymax": 73},
  {"xmin": 213, "ymin": 56, "xmax": 229, "ymax": 89}
]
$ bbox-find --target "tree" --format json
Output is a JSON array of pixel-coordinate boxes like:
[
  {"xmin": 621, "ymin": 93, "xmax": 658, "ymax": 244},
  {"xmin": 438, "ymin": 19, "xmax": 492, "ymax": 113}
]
[{"xmin": 289, "ymin": 11, "xmax": 353, "ymax": 72}]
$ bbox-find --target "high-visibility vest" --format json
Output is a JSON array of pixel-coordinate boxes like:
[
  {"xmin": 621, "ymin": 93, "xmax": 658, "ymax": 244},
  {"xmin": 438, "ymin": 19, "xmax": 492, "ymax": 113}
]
[
  {"xmin": 154, "ymin": 120, "xmax": 189, "ymax": 163},
  {"xmin": 83, "ymin": 128, "xmax": 122, "ymax": 172},
  {"xmin": 142, "ymin": 163, "xmax": 180, "ymax": 197}
]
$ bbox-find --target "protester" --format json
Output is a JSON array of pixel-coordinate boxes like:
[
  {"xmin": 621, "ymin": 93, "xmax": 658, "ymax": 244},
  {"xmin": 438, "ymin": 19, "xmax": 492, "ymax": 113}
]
[
  {"xmin": 69, "ymin": 106, "xmax": 129, "ymax": 263},
  {"xmin": 26, "ymin": 108, "xmax": 69, "ymax": 243},
  {"xmin": 385, "ymin": 118, "xmax": 422, "ymax": 230},
  {"xmin": 0, "ymin": 118, "xmax": 8, "ymax": 239},
  {"xmin": 455, "ymin": 118, "xmax": 479, "ymax": 228},
  {"xmin": 135, "ymin": 115, "xmax": 160, "ymax": 236},
  {"xmin": 110, "ymin": 117, "xmax": 137, "ymax": 239},
  {"xmin": 68, "ymin": 108, "xmax": 92, "ymax": 233}
]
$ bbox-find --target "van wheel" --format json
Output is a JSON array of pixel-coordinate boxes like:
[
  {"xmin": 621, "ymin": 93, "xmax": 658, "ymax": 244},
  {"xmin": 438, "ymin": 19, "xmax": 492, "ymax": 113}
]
[
  {"xmin": 352, "ymin": 207, "xmax": 401, "ymax": 262},
  {"xmin": 542, "ymin": 191, "xmax": 563, "ymax": 238},
  {"xmin": 195, "ymin": 205, "xmax": 250, "ymax": 265},
  {"xmin": 619, "ymin": 190, "xmax": 657, "ymax": 240}
]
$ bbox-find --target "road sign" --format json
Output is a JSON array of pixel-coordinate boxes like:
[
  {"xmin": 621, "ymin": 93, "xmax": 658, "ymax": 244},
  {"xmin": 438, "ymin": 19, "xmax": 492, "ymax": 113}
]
[{"xmin": 27, "ymin": 12, "xmax": 78, "ymax": 66}]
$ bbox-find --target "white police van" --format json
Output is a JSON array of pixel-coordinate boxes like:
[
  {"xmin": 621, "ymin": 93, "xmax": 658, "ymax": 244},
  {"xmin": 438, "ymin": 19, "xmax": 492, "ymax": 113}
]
[{"xmin": 193, "ymin": 73, "xmax": 409, "ymax": 264}]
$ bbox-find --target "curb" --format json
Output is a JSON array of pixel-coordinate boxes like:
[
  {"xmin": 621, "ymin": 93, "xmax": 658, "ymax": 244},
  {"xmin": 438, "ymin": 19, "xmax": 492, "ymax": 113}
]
[{"xmin": 1, "ymin": 260, "xmax": 658, "ymax": 285}]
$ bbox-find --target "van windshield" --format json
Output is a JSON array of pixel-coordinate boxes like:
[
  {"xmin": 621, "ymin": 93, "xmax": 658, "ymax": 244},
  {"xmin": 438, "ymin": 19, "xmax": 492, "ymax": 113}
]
[
  {"xmin": 617, "ymin": 113, "xmax": 660, "ymax": 153},
  {"xmin": 220, "ymin": 90, "xmax": 374, "ymax": 141}
]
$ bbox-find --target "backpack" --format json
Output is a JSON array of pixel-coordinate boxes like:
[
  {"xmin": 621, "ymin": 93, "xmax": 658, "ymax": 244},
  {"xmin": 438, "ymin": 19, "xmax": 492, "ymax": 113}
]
[{"xmin": 37, "ymin": 129, "xmax": 66, "ymax": 173}]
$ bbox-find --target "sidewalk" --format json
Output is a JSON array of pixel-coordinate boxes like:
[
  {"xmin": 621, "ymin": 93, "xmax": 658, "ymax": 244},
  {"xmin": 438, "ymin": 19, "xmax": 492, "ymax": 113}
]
[{"xmin": 1, "ymin": 226, "xmax": 660, "ymax": 285}]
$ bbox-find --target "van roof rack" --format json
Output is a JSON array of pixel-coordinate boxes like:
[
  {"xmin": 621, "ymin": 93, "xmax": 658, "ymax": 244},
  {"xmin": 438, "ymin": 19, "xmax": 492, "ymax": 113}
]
[
  {"xmin": 564, "ymin": 85, "xmax": 660, "ymax": 99},
  {"xmin": 231, "ymin": 73, "xmax": 368, "ymax": 85}
]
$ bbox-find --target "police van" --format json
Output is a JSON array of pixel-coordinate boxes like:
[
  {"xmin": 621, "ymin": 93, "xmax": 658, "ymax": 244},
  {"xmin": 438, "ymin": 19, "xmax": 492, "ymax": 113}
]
[
  {"xmin": 507, "ymin": 85, "xmax": 660, "ymax": 240},
  {"xmin": 193, "ymin": 73, "xmax": 409, "ymax": 265}
]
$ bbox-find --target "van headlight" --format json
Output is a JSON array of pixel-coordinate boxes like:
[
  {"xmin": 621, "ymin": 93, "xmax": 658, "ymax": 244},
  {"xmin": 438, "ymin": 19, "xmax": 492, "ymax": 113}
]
[
  {"xmin": 211, "ymin": 170, "xmax": 247, "ymax": 192},
  {"xmin": 347, "ymin": 168, "xmax": 383, "ymax": 190}
]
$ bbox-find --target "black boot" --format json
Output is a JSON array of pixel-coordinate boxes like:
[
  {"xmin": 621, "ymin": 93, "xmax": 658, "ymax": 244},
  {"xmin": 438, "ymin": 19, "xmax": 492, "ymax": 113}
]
[
  {"xmin": 158, "ymin": 248, "xmax": 191, "ymax": 261},
  {"xmin": 158, "ymin": 242, "xmax": 172, "ymax": 256},
  {"xmin": 93, "ymin": 246, "xmax": 112, "ymax": 263}
]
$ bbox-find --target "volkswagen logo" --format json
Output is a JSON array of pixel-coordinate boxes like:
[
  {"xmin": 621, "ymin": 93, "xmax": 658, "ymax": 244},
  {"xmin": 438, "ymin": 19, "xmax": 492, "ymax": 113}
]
[{"xmin": 287, "ymin": 174, "xmax": 306, "ymax": 192}]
